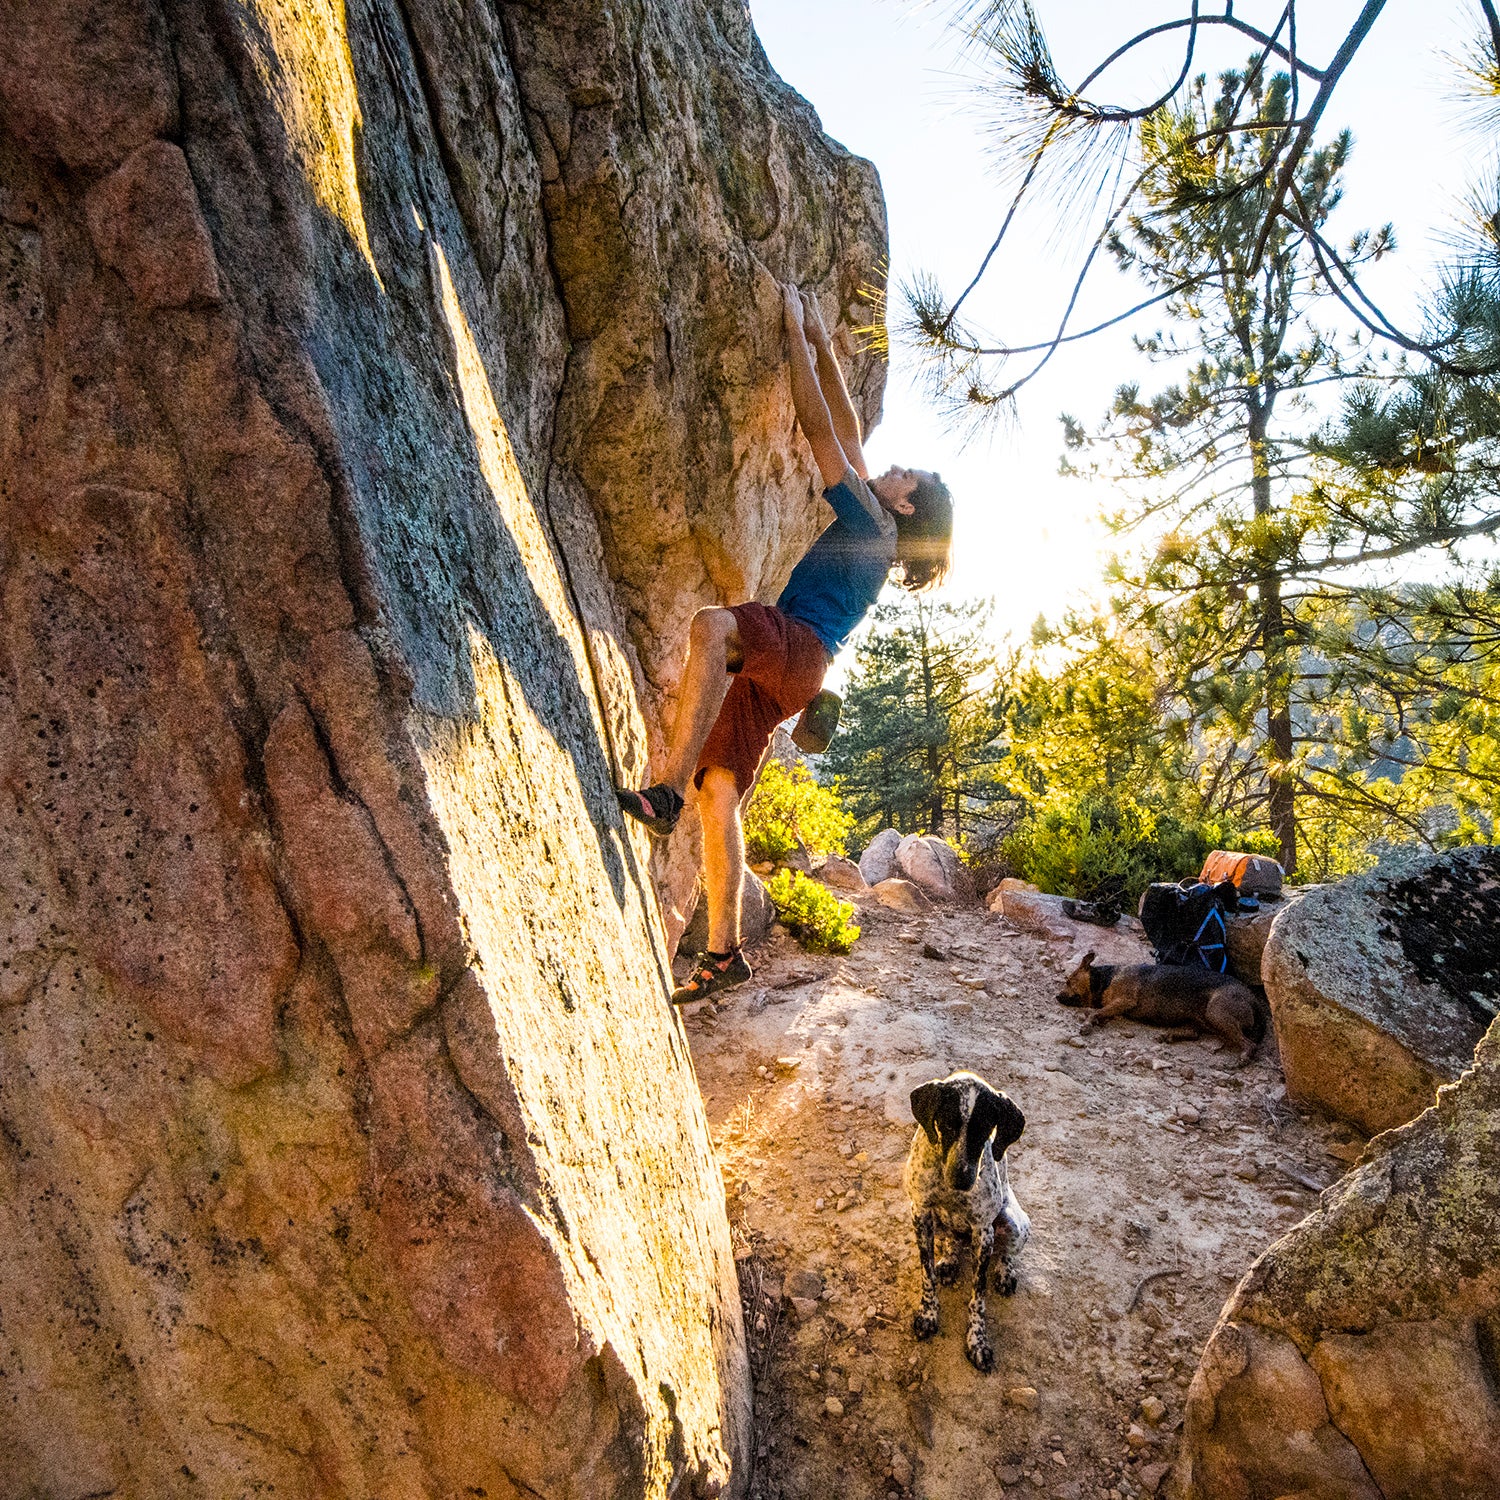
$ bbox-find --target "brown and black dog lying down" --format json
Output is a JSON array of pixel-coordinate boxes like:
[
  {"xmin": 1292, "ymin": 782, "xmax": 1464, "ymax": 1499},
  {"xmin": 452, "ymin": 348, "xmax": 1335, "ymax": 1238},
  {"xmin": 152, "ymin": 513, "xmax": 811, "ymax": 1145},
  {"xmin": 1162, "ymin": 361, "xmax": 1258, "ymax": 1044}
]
[{"xmin": 1056, "ymin": 951, "xmax": 1265, "ymax": 1066}]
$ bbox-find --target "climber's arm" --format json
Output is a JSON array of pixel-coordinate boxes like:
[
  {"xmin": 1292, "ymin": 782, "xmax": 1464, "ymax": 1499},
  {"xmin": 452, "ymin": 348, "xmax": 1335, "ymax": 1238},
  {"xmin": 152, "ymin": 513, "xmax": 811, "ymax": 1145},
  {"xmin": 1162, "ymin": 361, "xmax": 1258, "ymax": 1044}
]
[
  {"xmin": 783, "ymin": 284, "xmax": 849, "ymax": 490},
  {"xmin": 800, "ymin": 290, "xmax": 868, "ymax": 480}
]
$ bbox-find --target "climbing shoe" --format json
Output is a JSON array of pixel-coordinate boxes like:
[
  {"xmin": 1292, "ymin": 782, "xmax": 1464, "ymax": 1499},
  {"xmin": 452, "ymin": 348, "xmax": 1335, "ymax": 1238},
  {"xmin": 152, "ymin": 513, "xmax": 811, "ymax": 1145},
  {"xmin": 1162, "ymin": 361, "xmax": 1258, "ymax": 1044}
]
[
  {"xmin": 671, "ymin": 947, "xmax": 752, "ymax": 1005},
  {"xmin": 791, "ymin": 689, "xmax": 842, "ymax": 754},
  {"xmin": 615, "ymin": 783, "xmax": 683, "ymax": 837}
]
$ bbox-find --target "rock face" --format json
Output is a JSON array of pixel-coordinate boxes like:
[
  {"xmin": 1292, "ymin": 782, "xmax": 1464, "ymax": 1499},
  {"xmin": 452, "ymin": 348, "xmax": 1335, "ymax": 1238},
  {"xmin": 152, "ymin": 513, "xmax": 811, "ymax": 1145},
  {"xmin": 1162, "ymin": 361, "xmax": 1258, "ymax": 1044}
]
[
  {"xmin": 1174, "ymin": 1015, "xmax": 1500, "ymax": 1500},
  {"xmin": 859, "ymin": 828, "xmax": 903, "ymax": 886},
  {"xmin": 0, "ymin": 1, "xmax": 885, "ymax": 1495},
  {"xmin": 895, "ymin": 833, "xmax": 974, "ymax": 904},
  {"xmin": 1263, "ymin": 849, "xmax": 1496, "ymax": 1134}
]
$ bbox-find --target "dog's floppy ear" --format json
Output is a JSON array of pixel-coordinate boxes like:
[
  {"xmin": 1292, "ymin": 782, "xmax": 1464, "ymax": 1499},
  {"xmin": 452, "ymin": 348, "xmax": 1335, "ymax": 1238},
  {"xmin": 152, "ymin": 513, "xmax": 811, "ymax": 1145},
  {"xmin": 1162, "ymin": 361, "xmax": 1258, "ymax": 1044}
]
[
  {"xmin": 910, "ymin": 1081, "xmax": 944, "ymax": 1144},
  {"xmin": 974, "ymin": 1085, "xmax": 1026, "ymax": 1156},
  {"xmin": 1067, "ymin": 950, "xmax": 1097, "ymax": 980}
]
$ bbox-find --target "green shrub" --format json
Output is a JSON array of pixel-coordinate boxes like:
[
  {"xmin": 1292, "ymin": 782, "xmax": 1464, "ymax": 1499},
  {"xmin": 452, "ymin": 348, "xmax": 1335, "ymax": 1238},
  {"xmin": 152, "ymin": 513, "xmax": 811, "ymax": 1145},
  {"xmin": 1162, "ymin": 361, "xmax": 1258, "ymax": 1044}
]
[
  {"xmin": 1005, "ymin": 792, "xmax": 1156, "ymax": 903},
  {"xmin": 764, "ymin": 869, "xmax": 861, "ymax": 954},
  {"xmin": 1004, "ymin": 791, "xmax": 1278, "ymax": 904},
  {"xmin": 743, "ymin": 760, "xmax": 854, "ymax": 864}
]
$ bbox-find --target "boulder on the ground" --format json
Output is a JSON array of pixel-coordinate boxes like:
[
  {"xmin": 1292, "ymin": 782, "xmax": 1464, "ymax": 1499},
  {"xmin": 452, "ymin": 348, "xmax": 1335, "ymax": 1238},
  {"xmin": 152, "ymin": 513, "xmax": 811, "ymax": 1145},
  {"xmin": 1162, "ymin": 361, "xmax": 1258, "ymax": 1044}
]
[
  {"xmin": 679, "ymin": 869, "xmax": 776, "ymax": 957},
  {"xmin": 816, "ymin": 854, "xmax": 868, "ymax": 893},
  {"xmin": 1175, "ymin": 1015, "xmax": 1500, "ymax": 1500},
  {"xmin": 777, "ymin": 842, "xmax": 813, "ymax": 874},
  {"xmin": 871, "ymin": 878, "xmax": 931, "ymax": 915},
  {"xmin": 1262, "ymin": 848, "xmax": 1497, "ymax": 1134},
  {"xmin": 1224, "ymin": 888, "xmax": 1311, "ymax": 986},
  {"xmin": 859, "ymin": 828, "xmax": 902, "ymax": 886},
  {"xmin": 989, "ymin": 883, "xmax": 1152, "ymax": 963},
  {"xmin": 993, "ymin": 883, "xmax": 1074, "ymax": 938},
  {"xmin": 895, "ymin": 833, "xmax": 974, "ymax": 904}
]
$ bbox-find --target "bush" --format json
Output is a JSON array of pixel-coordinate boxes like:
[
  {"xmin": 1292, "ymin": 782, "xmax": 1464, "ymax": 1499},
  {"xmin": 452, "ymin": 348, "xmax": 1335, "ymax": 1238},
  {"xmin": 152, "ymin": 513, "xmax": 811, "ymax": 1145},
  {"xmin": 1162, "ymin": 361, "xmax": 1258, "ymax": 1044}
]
[
  {"xmin": 1004, "ymin": 791, "xmax": 1278, "ymax": 905},
  {"xmin": 764, "ymin": 869, "xmax": 861, "ymax": 954},
  {"xmin": 743, "ymin": 760, "xmax": 854, "ymax": 864},
  {"xmin": 1005, "ymin": 792, "xmax": 1157, "ymax": 904}
]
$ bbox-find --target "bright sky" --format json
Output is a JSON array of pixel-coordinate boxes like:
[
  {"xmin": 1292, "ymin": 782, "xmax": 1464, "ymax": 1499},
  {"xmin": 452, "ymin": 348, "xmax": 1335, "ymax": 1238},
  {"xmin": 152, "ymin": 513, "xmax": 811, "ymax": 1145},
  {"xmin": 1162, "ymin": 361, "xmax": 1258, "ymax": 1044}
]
[{"xmin": 749, "ymin": 0, "xmax": 1482, "ymax": 660}]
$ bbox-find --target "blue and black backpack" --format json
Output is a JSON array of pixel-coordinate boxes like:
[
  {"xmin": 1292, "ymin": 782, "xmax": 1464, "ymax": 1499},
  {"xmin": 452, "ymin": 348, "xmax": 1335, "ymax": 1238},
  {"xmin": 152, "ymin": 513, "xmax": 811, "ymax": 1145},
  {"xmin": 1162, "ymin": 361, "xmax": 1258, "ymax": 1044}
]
[{"xmin": 1138, "ymin": 879, "xmax": 1239, "ymax": 972}]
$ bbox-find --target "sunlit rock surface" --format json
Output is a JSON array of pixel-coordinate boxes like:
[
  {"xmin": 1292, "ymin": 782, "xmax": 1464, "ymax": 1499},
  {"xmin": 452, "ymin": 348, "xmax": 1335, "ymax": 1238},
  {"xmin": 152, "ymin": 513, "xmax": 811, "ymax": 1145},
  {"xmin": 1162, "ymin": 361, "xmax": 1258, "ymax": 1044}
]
[
  {"xmin": 1263, "ymin": 848, "xmax": 1497, "ymax": 1134},
  {"xmin": 0, "ymin": 0, "xmax": 885, "ymax": 1494},
  {"xmin": 1175, "ymin": 1014, "xmax": 1500, "ymax": 1500}
]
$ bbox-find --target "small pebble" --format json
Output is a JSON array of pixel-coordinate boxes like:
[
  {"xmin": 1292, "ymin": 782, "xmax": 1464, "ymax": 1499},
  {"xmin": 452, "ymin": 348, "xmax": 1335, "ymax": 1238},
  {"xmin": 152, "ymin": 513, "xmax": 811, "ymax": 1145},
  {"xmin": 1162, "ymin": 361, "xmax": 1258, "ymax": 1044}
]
[
  {"xmin": 1006, "ymin": 1386, "xmax": 1039, "ymax": 1409},
  {"xmin": 824, "ymin": 1396, "xmax": 844, "ymax": 1417}
]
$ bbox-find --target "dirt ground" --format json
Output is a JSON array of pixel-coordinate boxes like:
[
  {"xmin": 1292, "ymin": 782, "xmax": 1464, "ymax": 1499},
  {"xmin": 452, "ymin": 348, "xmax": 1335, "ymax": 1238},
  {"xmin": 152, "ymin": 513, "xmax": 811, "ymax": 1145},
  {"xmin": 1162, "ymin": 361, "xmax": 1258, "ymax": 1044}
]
[{"xmin": 681, "ymin": 886, "xmax": 1368, "ymax": 1500}]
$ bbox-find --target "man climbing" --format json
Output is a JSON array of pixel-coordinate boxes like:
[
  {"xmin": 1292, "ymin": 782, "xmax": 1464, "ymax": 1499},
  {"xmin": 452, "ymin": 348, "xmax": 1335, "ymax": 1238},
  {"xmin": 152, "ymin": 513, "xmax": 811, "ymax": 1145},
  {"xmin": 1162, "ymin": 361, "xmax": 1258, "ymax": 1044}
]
[{"xmin": 617, "ymin": 282, "xmax": 953, "ymax": 1003}]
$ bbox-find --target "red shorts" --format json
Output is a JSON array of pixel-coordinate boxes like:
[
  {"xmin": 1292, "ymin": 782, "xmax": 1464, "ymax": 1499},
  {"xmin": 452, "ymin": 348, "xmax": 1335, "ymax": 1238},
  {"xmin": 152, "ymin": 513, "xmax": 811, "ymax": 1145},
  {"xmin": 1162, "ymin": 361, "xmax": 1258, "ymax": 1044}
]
[{"xmin": 696, "ymin": 603, "xmax": 829, "ymax": 797}]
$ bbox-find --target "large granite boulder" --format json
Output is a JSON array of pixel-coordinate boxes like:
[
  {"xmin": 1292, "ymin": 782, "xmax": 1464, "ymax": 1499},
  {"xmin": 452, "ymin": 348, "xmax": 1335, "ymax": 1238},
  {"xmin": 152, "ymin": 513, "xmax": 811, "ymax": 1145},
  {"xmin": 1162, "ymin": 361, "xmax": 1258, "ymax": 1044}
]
[
  {"xmin": 1262, "ymin": 849, "xmax": 1497, "ymax": 1134},
  {"xmin": 872, "ymin": 877, "xmax": 932, "ymax": 915},
  {"xmin": 0, "ymin": 1, "xmax": 885, "ymax": 1494},
  {"xmin": 816, "ymin": 854, "xmax": 869, "ymax": 893},
  {"xmin": 859, "ymin": 828, "xmax": 903, "ymax": 886},
  {"xmin": 988, "ymin": 881, "xmax": 1153, "ymax": 963},
  {"xmin": 896, "ymin": 832, "xmax": 975, "ymax": 904},
  {"xmin": 1221, "ymin": 887, "xmax": 1313, "ymax": 985},
  {"xmin": 1174, "ymin": 1015, "xmax": 1500, "ymax": 1500}
]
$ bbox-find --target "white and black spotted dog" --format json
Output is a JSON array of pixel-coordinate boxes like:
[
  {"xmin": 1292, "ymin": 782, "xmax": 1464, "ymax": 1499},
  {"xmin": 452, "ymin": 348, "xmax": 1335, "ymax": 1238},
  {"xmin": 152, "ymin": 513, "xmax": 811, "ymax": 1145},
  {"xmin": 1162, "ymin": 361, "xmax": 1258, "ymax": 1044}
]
[{"xmin": 903, "ymin": 1070, "xmax": 1030, "ymax": 1372}]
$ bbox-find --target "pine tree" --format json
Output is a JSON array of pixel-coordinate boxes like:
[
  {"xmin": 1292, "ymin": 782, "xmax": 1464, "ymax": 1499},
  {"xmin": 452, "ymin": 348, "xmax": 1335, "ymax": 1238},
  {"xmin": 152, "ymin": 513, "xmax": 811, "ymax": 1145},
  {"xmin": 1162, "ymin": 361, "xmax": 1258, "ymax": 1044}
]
[
  {"xmin": 1063, "ymin": 61, "xmax": 1386, "ymax": 874},
  {"xmin": 824, "ymin": 598, "xmax": 1015, "ymax": 847}
]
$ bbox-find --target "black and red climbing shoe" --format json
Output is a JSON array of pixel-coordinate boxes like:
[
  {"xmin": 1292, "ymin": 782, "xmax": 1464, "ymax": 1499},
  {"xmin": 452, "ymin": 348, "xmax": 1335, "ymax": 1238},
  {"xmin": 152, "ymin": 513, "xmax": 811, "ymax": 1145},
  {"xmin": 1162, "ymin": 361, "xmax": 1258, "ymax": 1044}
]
[
  {"xmin": 671, "ymin": 947, "xmax": 752, "ymax": 1005},
  {"xmin": 615, "ymin": 783, "xmax": 684, "ymax": 837}
]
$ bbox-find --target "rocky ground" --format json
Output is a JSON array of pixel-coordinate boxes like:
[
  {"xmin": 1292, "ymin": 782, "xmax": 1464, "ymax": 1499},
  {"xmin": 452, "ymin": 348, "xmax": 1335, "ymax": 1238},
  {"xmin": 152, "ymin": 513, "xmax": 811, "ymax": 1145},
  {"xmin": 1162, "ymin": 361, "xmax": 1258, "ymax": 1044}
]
[{"xmin": 681, "ymin": 888, "xmax": 1369, "ymax": 1500}]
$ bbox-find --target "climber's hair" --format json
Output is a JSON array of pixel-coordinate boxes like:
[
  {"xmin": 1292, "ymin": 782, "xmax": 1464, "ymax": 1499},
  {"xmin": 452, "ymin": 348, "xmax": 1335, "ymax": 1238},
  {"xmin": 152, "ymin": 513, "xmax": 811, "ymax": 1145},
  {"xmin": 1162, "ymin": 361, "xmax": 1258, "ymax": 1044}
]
[{"xmin": 891, "ymin": 472, "xmax": 953, "ymax": 591}]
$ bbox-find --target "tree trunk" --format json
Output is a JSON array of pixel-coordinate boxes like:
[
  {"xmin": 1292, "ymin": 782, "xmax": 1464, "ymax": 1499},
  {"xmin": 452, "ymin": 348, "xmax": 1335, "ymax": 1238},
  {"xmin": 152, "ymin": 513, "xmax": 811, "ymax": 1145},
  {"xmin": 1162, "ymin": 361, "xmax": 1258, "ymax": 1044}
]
[
  {"xmin": 1250, "ymin": 403, "xmax": 1297, "ymax": 874},
  {"xmin": 917, "ymin": 612, "xmax": 945, "ymax": 835}
]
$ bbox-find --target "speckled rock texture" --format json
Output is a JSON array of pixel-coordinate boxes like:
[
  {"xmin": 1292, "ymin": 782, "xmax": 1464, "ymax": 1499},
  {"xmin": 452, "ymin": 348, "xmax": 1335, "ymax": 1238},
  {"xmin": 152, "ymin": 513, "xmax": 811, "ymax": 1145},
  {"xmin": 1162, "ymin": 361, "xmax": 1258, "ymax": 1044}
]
[
  {"xmin": 1262, "ymin": 849, "xmax": 1496, "ymax": 1134},
  {"xmin": 1174, "ymin": 1014, "xmax": 1500, "ymax": 1500},
  {"xmin": 0, "ymin": 0, "xmax": 885, "ymax": 1495}
]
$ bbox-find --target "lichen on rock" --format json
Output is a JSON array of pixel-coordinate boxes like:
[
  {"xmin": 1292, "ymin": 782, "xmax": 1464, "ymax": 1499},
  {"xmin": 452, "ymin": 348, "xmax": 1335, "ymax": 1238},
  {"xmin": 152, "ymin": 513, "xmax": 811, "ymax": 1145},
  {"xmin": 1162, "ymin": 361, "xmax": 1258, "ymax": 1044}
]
[
  {"xmin": 1262, "ymin": 847, "xmax": 1493, "ymax": 1134},
  {"xmin": 1174, "ymin": 1012, "xmax": 1500, "ymax": 1499}
]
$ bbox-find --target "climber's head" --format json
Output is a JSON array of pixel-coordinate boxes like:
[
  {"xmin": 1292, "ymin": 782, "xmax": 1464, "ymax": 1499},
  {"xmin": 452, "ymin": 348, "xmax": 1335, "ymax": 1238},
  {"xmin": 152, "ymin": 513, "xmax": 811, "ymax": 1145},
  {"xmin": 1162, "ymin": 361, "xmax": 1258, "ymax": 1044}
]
[{"xmin": 872, "ymin": 466, "xmax": 952, "ymax": 591}]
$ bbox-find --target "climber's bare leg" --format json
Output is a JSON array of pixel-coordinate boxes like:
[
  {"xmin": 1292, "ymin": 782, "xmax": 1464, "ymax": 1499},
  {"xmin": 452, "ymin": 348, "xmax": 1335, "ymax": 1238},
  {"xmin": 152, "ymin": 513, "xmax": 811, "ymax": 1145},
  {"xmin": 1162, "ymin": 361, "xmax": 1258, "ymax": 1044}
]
[
  {"xmin": 660, "ymin": 608, "xmax": 743, "ymax": 795},
  {"xmin": 698, "ymin": 767, "xmax": 744, "ymax": 952}
]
